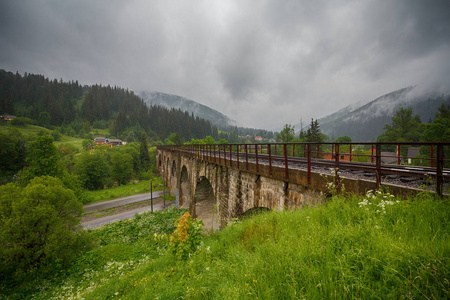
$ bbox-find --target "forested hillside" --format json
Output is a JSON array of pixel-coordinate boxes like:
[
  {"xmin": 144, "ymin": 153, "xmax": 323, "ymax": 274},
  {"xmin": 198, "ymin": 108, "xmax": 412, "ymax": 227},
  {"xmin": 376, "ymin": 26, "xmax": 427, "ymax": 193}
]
[
  {"xmin": 0, "ymin": 70, "xmax": 216, "ymax": 142},
  {"xmin": 1, "ymin": 70, "xmax": 277, "ymax": 143}
]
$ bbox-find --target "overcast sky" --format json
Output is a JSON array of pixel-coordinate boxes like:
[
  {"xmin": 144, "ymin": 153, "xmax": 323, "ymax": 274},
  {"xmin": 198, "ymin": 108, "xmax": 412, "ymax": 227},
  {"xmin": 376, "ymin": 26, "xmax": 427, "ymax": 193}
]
[{"xmin": 1, "ymin": 0, "xmax": 450, "ymax": 130}]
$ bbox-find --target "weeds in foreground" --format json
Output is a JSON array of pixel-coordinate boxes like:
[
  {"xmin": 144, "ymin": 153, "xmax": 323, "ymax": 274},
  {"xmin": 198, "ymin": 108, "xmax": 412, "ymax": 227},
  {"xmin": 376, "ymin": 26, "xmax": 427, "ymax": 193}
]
[
  {"xmin": 169, "ymin": 213, "xmax": 204, "ymax": 260},
  {"xmin": 2, "ymin": 194, "xmax": 449, "ymax": 299},
  {"xmin": 321, "ymin": 167, "xmax": 346, "ymax": 196}
]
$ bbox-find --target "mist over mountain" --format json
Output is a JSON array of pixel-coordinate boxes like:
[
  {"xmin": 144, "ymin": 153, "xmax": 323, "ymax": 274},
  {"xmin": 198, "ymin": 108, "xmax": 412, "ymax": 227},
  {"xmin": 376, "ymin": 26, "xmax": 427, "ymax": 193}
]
[
  {"xmin": 139, "ymin": 91, "xmax": 238, "ymax": 128},
  {"xmin": 293, "ymin": 86, "xmax": 450, "ymax": 142}
]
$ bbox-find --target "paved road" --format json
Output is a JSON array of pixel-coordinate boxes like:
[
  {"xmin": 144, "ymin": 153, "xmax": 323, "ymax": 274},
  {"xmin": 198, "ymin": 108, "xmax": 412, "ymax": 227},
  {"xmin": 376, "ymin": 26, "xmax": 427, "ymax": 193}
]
[
  {"xmin": 82, "ymin": 201, "xmax": 175, "ymax": 229},
  {"xmin": 83, "ymin": 190, "xmax": 167, "ymax": 213}
]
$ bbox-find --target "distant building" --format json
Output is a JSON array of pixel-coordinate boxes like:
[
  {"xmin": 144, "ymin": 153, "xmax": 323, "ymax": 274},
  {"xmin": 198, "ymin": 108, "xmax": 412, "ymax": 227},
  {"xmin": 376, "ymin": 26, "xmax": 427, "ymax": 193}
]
[
  {"xmin": 380, "ymin": 152, "xmax": 400, "ymax": 164},
  {"xmin": 106, "ymin": 138, "xmax": 123, "ymax": 147},
  {"xmin": 94, "ymin": 137, "xmax": 123, "ymax": 147},
  {"xmin": 94, "ymin": 137, "xmax": 106, "ymax": 145},
  {"xmin": 1, "ymin": 115, "xmax": 16, "ymax": 121},
  {"xmin": 255, "ymin": 136, "xmax": 262, "ymax": 141},
  {"xmin": 407, "ymin": 147, "xmax": 421, "ymax": 164}
]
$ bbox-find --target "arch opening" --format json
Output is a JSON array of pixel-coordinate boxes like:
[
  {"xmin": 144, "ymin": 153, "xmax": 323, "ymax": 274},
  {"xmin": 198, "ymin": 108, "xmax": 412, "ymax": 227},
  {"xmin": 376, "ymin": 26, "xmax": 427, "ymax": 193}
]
[
  {"xmin": 171, "ymin": 160, "xmax": 176, "ymax": 176},
  {"xmin": 179, "ymin": 166, "xmax": 191, "ymax": 209},
  {"xmin": 194, "ymin": 176, "xmax": 219, "ymax": 231}
]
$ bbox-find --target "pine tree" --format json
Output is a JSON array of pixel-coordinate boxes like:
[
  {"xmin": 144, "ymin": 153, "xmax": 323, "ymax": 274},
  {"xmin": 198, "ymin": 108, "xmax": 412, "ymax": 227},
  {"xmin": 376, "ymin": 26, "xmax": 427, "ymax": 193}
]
[{"xmin": 140, "ymin": 134, "xmax": 150, "ymax": 170}]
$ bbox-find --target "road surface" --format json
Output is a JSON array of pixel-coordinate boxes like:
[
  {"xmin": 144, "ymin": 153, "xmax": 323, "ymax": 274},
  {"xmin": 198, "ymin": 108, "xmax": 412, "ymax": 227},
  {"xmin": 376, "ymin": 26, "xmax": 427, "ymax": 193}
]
[
  {"xmin": 82, "ymin": 200, "xmax": 175, "ymax": 229},
  {"xmin": 83, "ymin": 190, "xmax": 167, "ymax": 213}
]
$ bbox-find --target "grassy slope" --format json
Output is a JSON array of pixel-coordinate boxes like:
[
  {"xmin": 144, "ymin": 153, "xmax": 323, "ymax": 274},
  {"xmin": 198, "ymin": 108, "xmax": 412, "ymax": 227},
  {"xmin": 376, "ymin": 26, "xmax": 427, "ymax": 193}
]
[
  {"xmin": 0, "ymin": 124, "xmax": 52, "ymax": 141},
  {"xmin": 1, "ymin": 123, "xmax": 110, "ymax": 150},
  {"xmin": 83, "ymin": 177, "xmax": 166, "ymax": 204},
  {"xmin": 5, "ymin": 193, "xmax": 448, "ymax": 299},
  {"xmin": 0, "ymin": 123, "xmax": 85, "ymax": 148}
]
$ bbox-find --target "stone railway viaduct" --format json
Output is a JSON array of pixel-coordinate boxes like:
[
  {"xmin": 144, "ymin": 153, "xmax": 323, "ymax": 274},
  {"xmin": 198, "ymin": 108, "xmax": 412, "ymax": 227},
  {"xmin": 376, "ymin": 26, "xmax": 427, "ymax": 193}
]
[{"xmin": 156, "ymin": 145, "xmax": 432, "ymax": 230}]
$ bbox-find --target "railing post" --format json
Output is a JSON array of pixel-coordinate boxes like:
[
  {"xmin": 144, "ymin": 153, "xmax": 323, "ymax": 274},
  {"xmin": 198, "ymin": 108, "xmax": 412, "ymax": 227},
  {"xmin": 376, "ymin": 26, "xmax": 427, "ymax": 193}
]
[
  {"xmin": 223, "ymin": 145, "xmax": 227, "ymax": 166},
  {"xmin": 292, "ymin": 144, "xmax": 295, "ymax": 157},
  {"xmin": 307, "ymin": 144, "xmax": 311, "ymax": 185},
  {"xmin": 349, "ymin": 144, "xmax": 352, "ymax": 162},
  {"xmin": 229, "ymin": 144, "xmax": 232, "ymax": 167},
  {"xmin": 335, "ymin": 143, "xmax": 340, "ymax": 190},
  {"xmin": 237, "ymin": 145, "xmax": 240, "ymax": 169},
  {"xmin": 436, "ymin": 144, "xmax": 443, "ymax": 196},
  {"xmin": 431, "ymin": 145, "xmax": 434, "ymax": 168},
  {"xmin": 209, "ymin": 144, "xmax": 212, "ymax": 162},
  {"xmin": 245, "ymin": 144, "xmax": 248, "ymax": 170},
  {"xmin": 371, "ymin": 143, "xmax": 374, "ymax": 164},
  {"xmin": 255, "ymin": 144, "xmax": 259, "ymax": 173},
  {"xmin": 284, "ymin": 143, "xmax": 289, "ymax": 180},
  {"xmin": 376, "ymin": 143, "xmax": 382, "ymax": 189},
  {"xmin": 218, "ymin": 144, "xmax": 221, "ymax": 164},
  {"xmin": 317, "ymin": 144, "xmax": 320, "ymax": 159},
  {"xmin": 268, "ymin": 144, "xmax": 272, "ymax": 176},
  {"xmin": 331, "ymin": 144, "xmax": 334, "ymax": 161},
  {"xmin": 397, "ymin": 144, "xmax": 401, "ymax": 165}
]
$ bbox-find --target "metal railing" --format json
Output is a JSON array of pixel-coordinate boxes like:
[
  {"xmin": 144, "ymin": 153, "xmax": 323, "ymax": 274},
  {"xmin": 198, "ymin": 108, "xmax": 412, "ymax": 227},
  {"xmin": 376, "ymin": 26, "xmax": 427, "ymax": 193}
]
[{"xmin": 158, "ymin": 142, "xmax": 450, "ymax": 196}]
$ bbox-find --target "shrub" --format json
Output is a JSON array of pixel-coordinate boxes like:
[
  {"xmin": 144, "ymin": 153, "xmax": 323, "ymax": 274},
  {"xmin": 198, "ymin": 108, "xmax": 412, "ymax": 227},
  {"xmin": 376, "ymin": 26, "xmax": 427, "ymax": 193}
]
[
  {"xmin": 0, "ymin": 176, "xmax": 90, "ymax": 280},
  {"xmin": 10, "ymin": 117, "xmax": 34, "ymax": 126}
]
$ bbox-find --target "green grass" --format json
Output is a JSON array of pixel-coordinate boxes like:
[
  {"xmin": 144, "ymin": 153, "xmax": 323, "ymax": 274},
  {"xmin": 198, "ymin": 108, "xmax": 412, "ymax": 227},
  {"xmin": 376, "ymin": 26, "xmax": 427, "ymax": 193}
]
[
  {"xmin": 83, "ymin": 177, "xmax": 166, "ymax": 204},
  {"xmin": 2, "ymin": 193, "xmax": 449, "ymax": 299},
  {"xmin": 91, "ymin": 128, "xmax": 109, "ymax": 137},
  {"xmin": 0, "ymin": 124, "xmax": 52, "ymax": 141},
  {"xmin": 53, "ymin": 135, "xmax": 85, "ymax": 149},
  {"xmin": 1, "ymin": 123, "xmax": 85, "ymax": 149}
]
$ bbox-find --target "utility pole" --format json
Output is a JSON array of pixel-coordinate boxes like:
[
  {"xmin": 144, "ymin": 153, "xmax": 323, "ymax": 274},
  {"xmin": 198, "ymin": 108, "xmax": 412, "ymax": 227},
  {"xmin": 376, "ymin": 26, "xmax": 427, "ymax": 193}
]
[{"xmin": 150, "ymin": 180, "xmax": 153, "ymax": 213}]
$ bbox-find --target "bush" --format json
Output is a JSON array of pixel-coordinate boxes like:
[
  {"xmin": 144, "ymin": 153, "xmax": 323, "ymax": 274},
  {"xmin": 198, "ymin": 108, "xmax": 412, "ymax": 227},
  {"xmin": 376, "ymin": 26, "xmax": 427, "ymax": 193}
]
[
  {"xmin": 111, "ymin": 152, "xmax": 134, "ymax": 185},
  {"xmin": 0, "ymin": 176, "xmax": 90, "ymax": 280},
  {"xmin": 75, "ymin": 151, "xmax": 110, "ymax": 190},
  {"xmin": 10, "ymin": 117, "xmax": 34, "ymax": 126}
]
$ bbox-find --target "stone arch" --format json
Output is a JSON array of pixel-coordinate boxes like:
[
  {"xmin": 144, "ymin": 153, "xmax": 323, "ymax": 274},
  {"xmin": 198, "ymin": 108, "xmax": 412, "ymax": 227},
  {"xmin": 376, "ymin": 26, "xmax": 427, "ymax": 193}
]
[
  {"xmin": 194, "ymin": 176, "xmax": 219, "ymax": 231},
  {"xmin": 179, "ymin": 166, "xmax": 191, "ymax": 209}
]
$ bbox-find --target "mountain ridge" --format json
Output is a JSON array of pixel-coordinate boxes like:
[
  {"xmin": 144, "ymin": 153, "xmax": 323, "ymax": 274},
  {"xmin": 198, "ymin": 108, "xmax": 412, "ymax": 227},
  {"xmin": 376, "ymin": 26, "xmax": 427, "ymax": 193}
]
[
  {"xmin": 138, "ymin": 91, "xmax": 238, "ymax": 128},
  {"xmin": 293, "ymin": 86, "xmax": 449, "ymax": 142}
]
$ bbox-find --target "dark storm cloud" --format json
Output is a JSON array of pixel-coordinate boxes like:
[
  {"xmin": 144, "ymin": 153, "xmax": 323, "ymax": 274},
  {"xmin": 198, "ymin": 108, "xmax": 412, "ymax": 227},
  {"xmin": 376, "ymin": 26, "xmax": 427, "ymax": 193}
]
[{"xmin": 1, "ymin": 0, "xmax": 449, "ymax": 129}]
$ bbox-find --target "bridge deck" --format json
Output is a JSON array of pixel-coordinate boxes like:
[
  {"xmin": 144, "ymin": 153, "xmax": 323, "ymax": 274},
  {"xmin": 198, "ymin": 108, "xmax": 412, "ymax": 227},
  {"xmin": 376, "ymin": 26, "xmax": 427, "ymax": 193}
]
[{"xmin": 159, "ymin": 142, "xmax": 450, "ymax": 196}]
